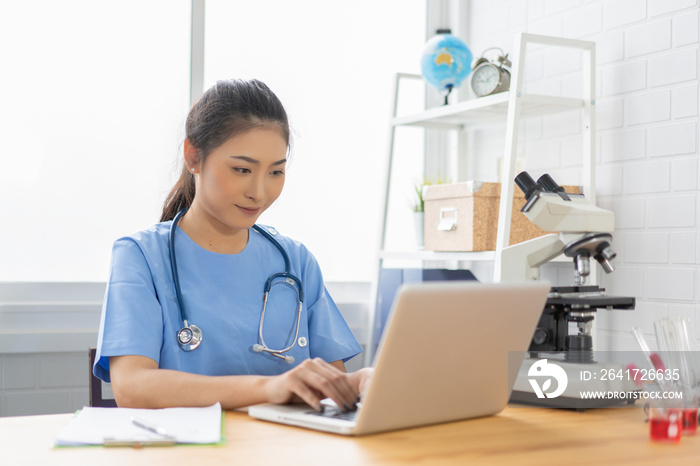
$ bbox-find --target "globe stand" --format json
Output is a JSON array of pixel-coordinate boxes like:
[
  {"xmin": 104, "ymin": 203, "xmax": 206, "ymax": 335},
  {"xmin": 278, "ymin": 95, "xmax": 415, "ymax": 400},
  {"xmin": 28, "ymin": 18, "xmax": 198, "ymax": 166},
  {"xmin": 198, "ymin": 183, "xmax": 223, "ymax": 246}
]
[{"xmin": 443, "ymin": 85, "xmax": 453, "ymax": 106}]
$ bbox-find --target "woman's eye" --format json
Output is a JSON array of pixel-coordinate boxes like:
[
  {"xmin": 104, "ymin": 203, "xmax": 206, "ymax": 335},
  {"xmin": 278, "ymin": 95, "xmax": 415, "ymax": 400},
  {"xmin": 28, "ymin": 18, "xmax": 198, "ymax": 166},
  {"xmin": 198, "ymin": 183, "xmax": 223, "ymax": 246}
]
[
  {"xmin": 233, "ymin": 167, "xmax": 251, "ymax": 174},
  {"xmin": 271, "ymin": 170, "xmax": 285, "ymax": 176}
]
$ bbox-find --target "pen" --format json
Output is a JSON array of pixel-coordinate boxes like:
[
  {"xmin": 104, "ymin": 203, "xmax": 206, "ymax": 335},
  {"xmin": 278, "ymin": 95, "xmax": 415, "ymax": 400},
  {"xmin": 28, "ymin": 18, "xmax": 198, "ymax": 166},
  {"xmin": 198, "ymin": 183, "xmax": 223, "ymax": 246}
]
[{"xmin": 130, "ymin": 416, "xmax": 171, "ymax": 438}]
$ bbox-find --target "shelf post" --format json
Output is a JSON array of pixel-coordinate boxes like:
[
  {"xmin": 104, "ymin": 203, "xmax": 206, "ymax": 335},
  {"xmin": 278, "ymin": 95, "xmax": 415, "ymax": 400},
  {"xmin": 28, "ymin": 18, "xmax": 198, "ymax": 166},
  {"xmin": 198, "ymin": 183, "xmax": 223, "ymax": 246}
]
[
  {"xmin": 364, "ymin": 73, "xmax": 422, "ymax": 367},
  {"xmin": 493, "ymin": 33, "xmax": 528, "ymax": 282},
  {"xmin": 582, "ymin": 42, "xmax": 596, "ymax": 204}
]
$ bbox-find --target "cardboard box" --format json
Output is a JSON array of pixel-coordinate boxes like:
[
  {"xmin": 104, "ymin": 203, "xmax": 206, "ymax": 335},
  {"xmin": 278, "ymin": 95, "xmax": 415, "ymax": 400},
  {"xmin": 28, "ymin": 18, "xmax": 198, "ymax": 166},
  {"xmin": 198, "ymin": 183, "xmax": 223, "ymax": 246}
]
[{"xmin": 423, "ymin": 181, "xmax": 580, "ymax": 252}]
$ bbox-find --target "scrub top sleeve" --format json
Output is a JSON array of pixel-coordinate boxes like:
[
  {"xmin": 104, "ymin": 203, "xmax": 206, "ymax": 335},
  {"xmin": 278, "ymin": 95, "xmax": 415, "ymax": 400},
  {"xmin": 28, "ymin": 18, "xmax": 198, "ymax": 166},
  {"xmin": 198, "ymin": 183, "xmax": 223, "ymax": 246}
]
[
  {"xmin": 94, "ymin": 238, "xmax": 165, "ymax": 382},
  {"xmin": 302, "ymin": 249, "xmax": 362, "ymax": 364}
]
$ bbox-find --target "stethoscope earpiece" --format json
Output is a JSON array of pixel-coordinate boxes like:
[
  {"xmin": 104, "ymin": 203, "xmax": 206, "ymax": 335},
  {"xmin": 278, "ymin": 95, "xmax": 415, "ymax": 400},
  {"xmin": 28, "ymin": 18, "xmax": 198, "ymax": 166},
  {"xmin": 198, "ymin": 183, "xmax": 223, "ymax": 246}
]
[{"xmin": 251, "ymin": 343, "xmax": 296, "ymax": 364}]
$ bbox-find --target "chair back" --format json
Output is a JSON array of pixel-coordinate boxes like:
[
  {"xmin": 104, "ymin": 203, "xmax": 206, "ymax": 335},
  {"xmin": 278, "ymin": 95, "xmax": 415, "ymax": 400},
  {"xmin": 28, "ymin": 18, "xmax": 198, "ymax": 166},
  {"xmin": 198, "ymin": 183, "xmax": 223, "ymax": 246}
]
[{"xmin": 89, "ymin": 347, "xmax": 117, "ymax": 407}]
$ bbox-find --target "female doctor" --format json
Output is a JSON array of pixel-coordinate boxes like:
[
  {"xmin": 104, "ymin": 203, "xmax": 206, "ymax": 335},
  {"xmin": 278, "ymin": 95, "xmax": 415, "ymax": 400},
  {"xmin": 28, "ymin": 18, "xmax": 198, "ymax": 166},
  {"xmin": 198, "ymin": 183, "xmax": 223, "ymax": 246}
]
[{"xmin": 93, "ymin": 79, "xmax": 371, "ymax": 412}]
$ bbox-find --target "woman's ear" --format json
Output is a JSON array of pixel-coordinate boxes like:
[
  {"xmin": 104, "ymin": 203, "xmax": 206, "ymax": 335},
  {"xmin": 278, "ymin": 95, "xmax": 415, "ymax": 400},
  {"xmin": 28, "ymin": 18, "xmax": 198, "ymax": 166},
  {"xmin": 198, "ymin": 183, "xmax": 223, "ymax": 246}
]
[{"xmin": 184, "ymin": 139, "xmax": 200, "ymax": 172}]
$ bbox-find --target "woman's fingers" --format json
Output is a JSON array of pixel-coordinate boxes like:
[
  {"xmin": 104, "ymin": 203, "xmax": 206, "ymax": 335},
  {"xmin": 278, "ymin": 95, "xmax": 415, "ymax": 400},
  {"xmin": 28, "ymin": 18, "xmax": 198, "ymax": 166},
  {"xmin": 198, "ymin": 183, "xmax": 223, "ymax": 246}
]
[
  {"xmin": 347, "ymin": 367, "xmax": 374, "ymax": 398},
  {"xmin": 284, "ymin": 372, "xmax": 325, "ymax": 411},
  {"xmin": 286, "ymin": 359, "xmax": 359, "ymax": 411},
  {"xmin": 308, "ymin": 359, "xmax": 358, "ymax": 410}
]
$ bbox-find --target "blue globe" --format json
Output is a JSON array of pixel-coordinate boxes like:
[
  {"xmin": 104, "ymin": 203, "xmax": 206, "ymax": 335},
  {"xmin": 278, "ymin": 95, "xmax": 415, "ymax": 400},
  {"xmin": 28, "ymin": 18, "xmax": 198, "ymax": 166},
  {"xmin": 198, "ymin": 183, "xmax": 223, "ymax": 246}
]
[{"xmin": 420, "ymin": 31, "xmax": 473, "ymax": 94}]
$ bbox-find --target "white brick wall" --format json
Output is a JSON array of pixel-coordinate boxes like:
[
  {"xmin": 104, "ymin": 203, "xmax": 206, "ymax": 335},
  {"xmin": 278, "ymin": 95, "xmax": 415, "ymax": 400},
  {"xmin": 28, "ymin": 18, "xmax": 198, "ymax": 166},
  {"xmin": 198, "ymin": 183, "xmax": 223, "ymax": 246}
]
[
  {"xmin": 625, "ymin": 19, "xmax": 672, "ymax": 58},
  {"xmin": 670, "ymin": 232, "xmax": 697, "ymax": 263},
  {"xmin": 601, "ymin": 61, "xmax": 647, "ymax": 96},
  {"xmin": 649, "ymin": 49, "xmax": 697, "ymax": 87},
  {"xmin": 596, "ymin": 31, "xmax": 624, "ymax": 64},
  {"xmin": 603, "ymin": 0, "xmax": 647, "ymax": 30},
  {"xmin": 623, "ymin": 161, "xmax": 670, "ymax": 194},
  {"xmin": 673, "ymin": 84, "xmax": 699, "ymax": 119},
  {"xmin": 648, "ymin": 121, "xmax": 697, "ymax": 156},
  {"xmin": 670, "ymin": 157, "xmax": 698, "ymax": 190},
  {"xmin": 646, "ymin": 195, "xmax": 696, "ymax": 227},
  {"xmin": 646, "ymin": 268, "xmax": 696, "ymax": 300},
  {"xmin": 596, "ymin": 98, "xmax": 624, "ymax": 130},
  {"xmin": 563, "ymin": 3, "xmax": 603, "ymax": 38},
  {"xmin": 466, "ymin": 0, "xmax": 700, "ymax": 350},
  {"xmin": 600, "ymin": 129, "xmax": 646, "ymax": 161},
  {"xmin": 674, "ymin": 9, "xmax": 699, "ymax": 46},
  {"xmin": 596, "ymin": 165, "xmax": 623, "ymax": 196},
  {"xmin": 623, "ymin": 232, "xmax": 669, "ymax": 262},
  {"xmin": 649, "ymin": 0, "xmax": 697, "ymax": 17},
  {"xmin": 624, "ymin": 90, "xmax": 671, "ymax": 126}
]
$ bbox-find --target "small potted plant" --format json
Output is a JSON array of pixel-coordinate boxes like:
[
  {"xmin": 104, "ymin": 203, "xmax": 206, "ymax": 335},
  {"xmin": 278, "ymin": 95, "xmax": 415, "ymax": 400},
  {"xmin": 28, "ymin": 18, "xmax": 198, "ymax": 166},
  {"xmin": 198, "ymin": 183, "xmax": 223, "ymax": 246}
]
[{"xmin": 412, "ymin": 177, "xmax": 448, "ymax": 249}]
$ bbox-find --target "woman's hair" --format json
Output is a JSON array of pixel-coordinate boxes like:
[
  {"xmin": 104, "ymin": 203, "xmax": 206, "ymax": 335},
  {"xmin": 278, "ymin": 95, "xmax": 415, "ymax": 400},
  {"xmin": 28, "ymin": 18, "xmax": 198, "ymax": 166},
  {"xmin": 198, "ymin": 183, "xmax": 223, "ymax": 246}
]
[{"xmin": 160, "ymin": 79, "xmax": 290, "ymax": 222}]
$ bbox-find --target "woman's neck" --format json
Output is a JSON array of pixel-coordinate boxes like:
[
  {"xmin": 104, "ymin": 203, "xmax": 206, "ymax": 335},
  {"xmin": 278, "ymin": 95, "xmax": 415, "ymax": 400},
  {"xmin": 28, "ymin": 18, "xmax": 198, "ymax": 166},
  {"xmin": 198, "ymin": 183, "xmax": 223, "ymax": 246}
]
[{"xmin": 177, "ymin": 204, "xmax": 249, "ymax": 254}]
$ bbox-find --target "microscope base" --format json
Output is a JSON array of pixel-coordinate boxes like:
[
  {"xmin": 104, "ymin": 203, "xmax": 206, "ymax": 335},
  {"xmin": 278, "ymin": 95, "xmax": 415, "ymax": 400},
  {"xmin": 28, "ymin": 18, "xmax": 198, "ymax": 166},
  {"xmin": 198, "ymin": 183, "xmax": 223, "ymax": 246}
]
[
  {"xmin": 509, "ymin": 358, "xmax": 641, "ymax": 411},
  {"xmin": 509, "ymin": 389, "xmax": 636, "ymax": 411}
]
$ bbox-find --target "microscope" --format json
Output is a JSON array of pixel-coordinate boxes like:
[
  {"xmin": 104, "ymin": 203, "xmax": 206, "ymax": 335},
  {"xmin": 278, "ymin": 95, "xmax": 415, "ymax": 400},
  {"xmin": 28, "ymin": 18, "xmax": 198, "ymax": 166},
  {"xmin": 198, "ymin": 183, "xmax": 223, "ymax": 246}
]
[{"xmin": 501, "ymin": 172, "xmax": 637, "ymax": 409}]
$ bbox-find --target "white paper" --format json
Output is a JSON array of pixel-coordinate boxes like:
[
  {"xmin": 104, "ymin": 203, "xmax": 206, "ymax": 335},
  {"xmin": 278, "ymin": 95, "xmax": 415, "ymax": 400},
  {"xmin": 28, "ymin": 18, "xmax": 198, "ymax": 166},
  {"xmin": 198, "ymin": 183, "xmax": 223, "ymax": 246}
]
[{"xmin": 55, "ymin": 402, "xmax": 222, "ymax": 446}]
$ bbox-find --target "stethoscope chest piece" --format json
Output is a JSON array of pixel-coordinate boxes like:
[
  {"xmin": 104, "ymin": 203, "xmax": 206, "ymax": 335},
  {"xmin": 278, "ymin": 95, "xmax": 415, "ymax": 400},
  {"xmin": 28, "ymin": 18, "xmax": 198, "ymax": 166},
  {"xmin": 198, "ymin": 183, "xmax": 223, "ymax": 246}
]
[{"xmin": 177, "ymin": 323, "xmax": 203, "ymax": 351}]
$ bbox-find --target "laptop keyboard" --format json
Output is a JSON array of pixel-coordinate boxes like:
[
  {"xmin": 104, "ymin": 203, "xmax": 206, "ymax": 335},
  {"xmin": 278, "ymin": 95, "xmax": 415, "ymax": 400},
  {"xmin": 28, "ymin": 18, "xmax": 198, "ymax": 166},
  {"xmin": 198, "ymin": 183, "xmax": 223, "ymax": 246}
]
[{"xmin": 309, "ymin": 409, "xmax": 358, "ymax": 421}]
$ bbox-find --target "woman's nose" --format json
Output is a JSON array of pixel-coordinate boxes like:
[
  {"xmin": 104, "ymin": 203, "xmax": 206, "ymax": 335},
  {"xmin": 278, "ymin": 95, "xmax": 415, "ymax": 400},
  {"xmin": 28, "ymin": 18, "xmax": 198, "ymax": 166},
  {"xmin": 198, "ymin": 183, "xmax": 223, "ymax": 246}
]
[{"xmin": 244, "ymin": 174, "xmax": 265, "ymax": 201}]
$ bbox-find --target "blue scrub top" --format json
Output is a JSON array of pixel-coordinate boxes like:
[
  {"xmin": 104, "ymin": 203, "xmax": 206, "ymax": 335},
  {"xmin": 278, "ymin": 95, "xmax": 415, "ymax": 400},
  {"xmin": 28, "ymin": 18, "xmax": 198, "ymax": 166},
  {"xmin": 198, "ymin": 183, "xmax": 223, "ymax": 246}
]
[{"xmin": 93, "ymin": 222, "xmax": 362, "ymax": 383}]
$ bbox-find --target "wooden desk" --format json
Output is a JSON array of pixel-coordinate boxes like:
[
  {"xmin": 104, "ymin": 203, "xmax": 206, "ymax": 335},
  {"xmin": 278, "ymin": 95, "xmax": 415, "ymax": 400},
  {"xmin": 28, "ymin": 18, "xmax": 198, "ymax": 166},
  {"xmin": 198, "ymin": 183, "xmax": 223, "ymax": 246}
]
[{"xmin": 1, "ymin": 405, "xmax": 698, "ymax": 465}]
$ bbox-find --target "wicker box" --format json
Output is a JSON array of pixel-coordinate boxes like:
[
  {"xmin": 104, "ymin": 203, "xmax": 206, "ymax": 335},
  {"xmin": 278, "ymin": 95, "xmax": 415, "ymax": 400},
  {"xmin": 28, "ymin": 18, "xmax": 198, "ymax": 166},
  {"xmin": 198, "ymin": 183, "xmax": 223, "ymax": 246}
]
[{"xmin": 423, "ymin": 181, "xmax": 580, "ymax": 252}]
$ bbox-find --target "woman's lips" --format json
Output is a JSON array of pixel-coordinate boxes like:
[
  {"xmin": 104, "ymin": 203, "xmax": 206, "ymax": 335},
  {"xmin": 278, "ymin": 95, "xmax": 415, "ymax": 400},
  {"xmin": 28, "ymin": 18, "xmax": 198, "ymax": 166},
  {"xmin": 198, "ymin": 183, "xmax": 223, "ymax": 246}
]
[{"xmin": 236, "ymin": 205, "xmax": 261, "ymax": 215}]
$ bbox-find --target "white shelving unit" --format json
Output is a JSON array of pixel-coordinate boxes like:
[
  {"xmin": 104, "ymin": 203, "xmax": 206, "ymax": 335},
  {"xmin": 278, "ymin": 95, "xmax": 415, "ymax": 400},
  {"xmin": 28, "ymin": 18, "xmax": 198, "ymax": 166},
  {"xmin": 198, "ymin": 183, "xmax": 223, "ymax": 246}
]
[{"xmin": 365, "ymin": 33, "xmax": 596, "ymax": 366}]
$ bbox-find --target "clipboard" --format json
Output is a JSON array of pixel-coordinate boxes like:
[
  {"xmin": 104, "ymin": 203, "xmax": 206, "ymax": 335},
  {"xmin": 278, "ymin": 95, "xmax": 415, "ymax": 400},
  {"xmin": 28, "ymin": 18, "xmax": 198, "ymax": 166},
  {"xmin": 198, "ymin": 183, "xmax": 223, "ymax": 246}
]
[{"xmin": 55, "ymin": 402, "xmax": 224, "ymax": 448}]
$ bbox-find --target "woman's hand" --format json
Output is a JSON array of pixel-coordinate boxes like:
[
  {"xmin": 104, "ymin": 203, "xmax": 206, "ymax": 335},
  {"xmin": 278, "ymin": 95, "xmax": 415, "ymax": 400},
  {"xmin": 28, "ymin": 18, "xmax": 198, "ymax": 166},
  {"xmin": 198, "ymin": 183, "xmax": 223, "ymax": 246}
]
[
  {"xmin": 349, "ymin": 367, "xmax": 374, "ymax": 397},
  {"xmin": 263, "ymin": 358, "xmax": 359, "ymax": 412}
]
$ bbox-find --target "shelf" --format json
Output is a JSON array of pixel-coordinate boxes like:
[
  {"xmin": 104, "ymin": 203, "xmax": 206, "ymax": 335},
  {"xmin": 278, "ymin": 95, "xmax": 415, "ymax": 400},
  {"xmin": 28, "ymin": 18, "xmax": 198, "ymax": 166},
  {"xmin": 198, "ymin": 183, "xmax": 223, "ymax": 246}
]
[
  {"xmin": 379, "ymin": 249, "xmax": 572, "ymax": 263},
  {"xmin": 379, "ymin": 250, "xmax": 496, "ymax": 261},
  {"xmin": 391, "ymin": 93, "xmax": 584, "ymax": 129},
  {"xmin": 367, "ymin": 33, "xmax": 597, "ymax": 366}
]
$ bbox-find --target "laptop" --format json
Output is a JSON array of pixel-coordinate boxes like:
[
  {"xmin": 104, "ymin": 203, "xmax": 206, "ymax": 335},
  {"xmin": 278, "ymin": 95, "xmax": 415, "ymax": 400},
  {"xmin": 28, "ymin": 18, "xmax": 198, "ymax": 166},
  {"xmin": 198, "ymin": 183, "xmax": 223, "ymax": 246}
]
[{"xmin": 248, "ymin": 280, "xmax": 550, "ymax": 435}]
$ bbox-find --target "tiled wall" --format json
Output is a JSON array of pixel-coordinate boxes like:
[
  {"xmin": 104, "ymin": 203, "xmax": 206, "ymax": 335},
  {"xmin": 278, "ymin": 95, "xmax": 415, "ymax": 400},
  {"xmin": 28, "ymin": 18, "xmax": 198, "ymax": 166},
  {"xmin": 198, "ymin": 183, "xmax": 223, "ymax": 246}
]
[
  {"xmin": 462, "ymin": 0, "xmax": 699, "ymax": 350},
  {"xmin": 1, "ymin": 352, "xmax": 90, "ymax": 417},
  {"xmin": 0, "ymin": 282, "xmax": 104, "ymax": 416}
]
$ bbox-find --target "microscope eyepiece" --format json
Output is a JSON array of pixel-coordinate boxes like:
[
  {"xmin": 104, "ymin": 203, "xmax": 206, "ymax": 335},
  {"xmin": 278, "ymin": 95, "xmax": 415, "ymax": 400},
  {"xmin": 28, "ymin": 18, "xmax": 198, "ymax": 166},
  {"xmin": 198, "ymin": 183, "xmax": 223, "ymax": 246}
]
[
  {"xmin": 514, "ymin": 171, "xmax": 541, "ymax": 201},
  {"xmin": 537, "ymin": 174, "xmax": 571, "ymax": 201},
  {"xmin": 536, "ymin": 173, "xmax": 559, "ymax": 192}
]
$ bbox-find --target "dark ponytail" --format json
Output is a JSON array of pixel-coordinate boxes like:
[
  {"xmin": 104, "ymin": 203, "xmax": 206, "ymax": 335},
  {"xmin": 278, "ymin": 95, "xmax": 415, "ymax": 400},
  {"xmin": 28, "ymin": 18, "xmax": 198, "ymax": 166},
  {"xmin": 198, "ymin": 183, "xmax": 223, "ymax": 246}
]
[{"xmin": 160, "ymin": 79, "xmax": 290, "ymax": 222}]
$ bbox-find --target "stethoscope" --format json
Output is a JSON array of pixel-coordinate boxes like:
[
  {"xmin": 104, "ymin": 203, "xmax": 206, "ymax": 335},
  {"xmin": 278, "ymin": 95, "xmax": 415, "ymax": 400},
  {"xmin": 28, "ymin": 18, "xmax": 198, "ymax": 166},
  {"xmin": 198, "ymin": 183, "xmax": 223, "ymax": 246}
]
[{"xmin": 169, "ymin": 208, "xmax": 305, "ymax": 364}]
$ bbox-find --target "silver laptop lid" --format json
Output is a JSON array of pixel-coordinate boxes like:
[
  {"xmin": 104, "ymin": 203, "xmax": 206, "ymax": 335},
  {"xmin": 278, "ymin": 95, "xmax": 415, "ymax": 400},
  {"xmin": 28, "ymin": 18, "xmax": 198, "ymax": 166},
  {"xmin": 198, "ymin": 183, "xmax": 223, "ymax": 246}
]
[{"xmin": 355, "ymin": 281, "xmax": 549, "ymax": 435}]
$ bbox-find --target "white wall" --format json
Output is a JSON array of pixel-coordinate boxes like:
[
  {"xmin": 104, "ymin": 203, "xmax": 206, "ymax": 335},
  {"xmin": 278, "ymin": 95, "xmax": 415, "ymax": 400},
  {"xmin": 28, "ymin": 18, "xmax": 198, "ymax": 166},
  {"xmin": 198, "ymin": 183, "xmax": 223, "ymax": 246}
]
[{"xmin": 462, "ymin": 0, "xmax": 700, "ymax": 350}]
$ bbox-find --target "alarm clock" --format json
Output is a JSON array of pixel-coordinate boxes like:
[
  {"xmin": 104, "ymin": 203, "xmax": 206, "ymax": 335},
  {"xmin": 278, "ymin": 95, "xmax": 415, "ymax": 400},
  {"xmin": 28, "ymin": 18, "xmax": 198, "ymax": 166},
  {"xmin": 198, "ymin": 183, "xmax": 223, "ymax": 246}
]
[{"xmin": 470, "ymin": 47, "xmax": 512, "ymax": 97}]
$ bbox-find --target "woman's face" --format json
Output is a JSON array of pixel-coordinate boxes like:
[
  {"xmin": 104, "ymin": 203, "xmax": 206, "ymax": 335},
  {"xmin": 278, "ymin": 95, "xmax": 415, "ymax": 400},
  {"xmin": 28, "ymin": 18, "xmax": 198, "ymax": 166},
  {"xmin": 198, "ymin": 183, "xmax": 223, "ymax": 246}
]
[{"xmin": 191, "ymin": 127, "xmax": 288, "ymax": 233}]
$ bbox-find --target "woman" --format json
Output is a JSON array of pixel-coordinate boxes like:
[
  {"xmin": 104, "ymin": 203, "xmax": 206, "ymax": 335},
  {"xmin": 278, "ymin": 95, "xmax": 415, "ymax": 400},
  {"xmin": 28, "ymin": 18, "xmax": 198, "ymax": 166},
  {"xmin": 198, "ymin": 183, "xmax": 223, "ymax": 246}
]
[{"xmin": 93, "ymin": 79, "xmax": 370, "ymax": 412}]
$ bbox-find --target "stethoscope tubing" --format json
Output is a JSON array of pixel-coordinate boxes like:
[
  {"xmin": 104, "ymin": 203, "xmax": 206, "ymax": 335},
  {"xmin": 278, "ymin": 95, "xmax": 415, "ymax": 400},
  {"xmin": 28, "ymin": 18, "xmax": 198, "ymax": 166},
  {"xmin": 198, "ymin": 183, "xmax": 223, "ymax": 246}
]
[
  {"xmin": 169, "ymin": 208, "xmax": 305, "ymax": 360},
  {"xmin": 257, "ymin": 294, "xmax": 303, "ymax": 356},
  {"xmin": 169, "ymin": 208, "xmax": 189, "ymax": 326}
]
